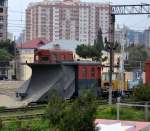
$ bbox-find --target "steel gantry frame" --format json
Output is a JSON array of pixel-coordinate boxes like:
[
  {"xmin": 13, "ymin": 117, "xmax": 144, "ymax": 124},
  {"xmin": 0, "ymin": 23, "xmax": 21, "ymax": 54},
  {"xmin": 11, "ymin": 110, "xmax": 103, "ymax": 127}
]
[
  {"xmin": 112, "ymin": 4, "xmax": 150, "ymax": 15},
  {"xmin": 107, "ymin": 4, "xmax": 150, "ymax": 105}
]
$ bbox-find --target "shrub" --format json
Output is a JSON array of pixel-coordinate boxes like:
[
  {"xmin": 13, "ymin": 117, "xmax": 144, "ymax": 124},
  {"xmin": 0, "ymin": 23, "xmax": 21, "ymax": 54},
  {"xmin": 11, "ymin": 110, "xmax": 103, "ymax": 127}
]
[
  {"xmin": 46, "ymin": 90, "xmax": 97, "ymax": 131},
  {"xmin": 46, "ymin": 90, "xmax": 66, "ymax": 130},
  {"xmin": 59, "ymin": 91, "xmax": 97, "ymax": 131},
  {"xmin": 0, "ymin": 119, "xmax": 2, "ymax": 130},
  {"xmin": 134, "ymin": 84, "xmax": 150, "ymax": 101}
]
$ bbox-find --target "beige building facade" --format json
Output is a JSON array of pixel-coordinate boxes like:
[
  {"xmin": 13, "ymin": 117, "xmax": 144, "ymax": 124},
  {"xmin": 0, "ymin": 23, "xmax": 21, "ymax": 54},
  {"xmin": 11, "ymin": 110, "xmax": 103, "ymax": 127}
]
[{"xmin": 26, "ymin": 0, "xmax": 111, "ymax": 45}]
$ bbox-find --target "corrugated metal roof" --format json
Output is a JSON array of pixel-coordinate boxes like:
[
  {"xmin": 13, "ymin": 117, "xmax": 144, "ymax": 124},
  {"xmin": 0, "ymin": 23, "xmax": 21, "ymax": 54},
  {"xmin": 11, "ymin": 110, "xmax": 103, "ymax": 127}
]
[{"xmin": 39, "ymin": 39, "xmax": 82, "ymax": 51}]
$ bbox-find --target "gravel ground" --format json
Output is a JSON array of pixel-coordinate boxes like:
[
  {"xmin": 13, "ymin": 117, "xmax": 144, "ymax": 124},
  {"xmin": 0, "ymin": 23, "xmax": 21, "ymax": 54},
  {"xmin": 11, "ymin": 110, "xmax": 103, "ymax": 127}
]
[{"xmin": 0, "ymin": 81, "xmax": 26, "ymax": 108}]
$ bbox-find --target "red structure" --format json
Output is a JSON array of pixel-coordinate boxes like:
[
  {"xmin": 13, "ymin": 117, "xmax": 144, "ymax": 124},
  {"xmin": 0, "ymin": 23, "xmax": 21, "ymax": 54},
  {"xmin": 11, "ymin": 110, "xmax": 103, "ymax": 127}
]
[
  {"xmin": 78, "ymin": 65, "xmax": 101, "ymax": 80},
  {"xmin": 34, "ymin": 49, "xmax": 74, "ymax": 64},
  {"xmin": 17, "ymin": 39, "xmax": 48, "ymax": 49},
  {"xmin": 145, "ymin": 60, "xmax": 150, "ymax": 84}
]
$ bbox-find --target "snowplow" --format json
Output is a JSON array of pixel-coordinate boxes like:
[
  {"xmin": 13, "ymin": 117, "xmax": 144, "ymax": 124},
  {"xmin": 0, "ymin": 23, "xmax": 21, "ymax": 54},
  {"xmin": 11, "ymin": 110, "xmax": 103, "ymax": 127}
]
[{"xmin": 16, "ymin": 49, "xmax": 101, "ymax": 104}]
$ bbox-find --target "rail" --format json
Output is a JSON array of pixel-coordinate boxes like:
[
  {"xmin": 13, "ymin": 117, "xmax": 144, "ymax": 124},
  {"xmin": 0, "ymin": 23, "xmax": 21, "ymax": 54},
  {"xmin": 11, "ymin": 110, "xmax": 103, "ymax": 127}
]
[
  {"xmin": 0, "ymin": 113, "xmax": 45, "ymax": 121},
  {"xmin": 0, "ymin": 104, "xmax": 46, "ymax": 113}
]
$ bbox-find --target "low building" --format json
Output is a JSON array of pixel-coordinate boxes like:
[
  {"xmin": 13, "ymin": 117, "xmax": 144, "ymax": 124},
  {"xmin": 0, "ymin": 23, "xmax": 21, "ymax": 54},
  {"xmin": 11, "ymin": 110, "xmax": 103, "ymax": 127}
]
[
  {"xmin": 39, "ymin": 39, "xmax": 90, "ymax": 61},
  {"xmin": 16, "ymin": 39, "xmax": 48, "ymax": 80}
]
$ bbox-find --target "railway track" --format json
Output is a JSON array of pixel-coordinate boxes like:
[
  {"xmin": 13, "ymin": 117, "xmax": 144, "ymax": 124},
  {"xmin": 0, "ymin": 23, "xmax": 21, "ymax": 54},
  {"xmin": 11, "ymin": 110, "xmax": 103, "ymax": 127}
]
[
  {"xmin": 0, "ymin": 113, "xmax": 46, "ymax": 121},
  {"xmin": 0, "ymin": 104, "xmax": 47, "ymax": 113}
]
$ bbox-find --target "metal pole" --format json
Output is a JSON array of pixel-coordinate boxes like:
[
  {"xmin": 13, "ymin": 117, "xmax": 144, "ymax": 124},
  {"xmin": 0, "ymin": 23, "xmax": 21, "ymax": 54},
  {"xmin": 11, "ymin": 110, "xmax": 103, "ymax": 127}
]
[
  {"xmin": 109, "ymin": 45, "xmax": 113, "ymax": 105},
  {"xmin": 120, "ymin": 30, "xmax": 126, "ymax": 95},
  {"xmin": 14, "ymin": 36, "xmax": 16, "ymax": 79},
  {"xmin": 144, "ymin": 103, "xmax": 148, "ymax": 121},
  {"xmin": 117, "ymin": 97, "xmax": 120, "ymax": 120}
]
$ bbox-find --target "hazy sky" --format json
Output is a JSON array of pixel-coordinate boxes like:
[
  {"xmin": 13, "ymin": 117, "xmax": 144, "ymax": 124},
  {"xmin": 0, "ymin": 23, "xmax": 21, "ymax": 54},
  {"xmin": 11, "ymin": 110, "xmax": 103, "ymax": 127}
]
[{"xmin": 8, "ymin": 0, "xmax": 150, "ymax": 38}]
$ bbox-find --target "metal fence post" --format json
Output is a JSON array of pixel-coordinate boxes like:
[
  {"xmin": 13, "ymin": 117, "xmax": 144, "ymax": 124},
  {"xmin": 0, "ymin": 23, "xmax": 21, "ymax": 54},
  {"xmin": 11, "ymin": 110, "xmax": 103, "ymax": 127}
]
[
  {"xmin": 144, "ymin": 103, "xmax": 148, "ymax": 121},
  {"xmin": 117, "ymin": 97, "xmax": 120, "ymax": 120}
]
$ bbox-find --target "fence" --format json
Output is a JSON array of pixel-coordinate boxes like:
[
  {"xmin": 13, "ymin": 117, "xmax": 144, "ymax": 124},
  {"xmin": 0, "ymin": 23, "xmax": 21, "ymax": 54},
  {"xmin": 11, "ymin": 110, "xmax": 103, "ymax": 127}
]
[{"xmin": 116, "ymin": 98, "xmax": 150, "ymax": 121}]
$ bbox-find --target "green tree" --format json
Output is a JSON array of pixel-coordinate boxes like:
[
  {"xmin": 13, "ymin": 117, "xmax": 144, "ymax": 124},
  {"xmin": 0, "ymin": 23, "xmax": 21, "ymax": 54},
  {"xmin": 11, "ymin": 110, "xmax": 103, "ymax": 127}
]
[
  {"xmin": 134, "ymin": 84, "xmax": 150, "ymax": 101},
  {"xmin": 46, "ymin": 91, "xmax": 66, "ymax": 131},
  {"xmin": 0, "ymin": 39, "xmax": 15, "ymax": 61},
  {"xmin": 0, "ymin": 49, "xmax": 12, "ymax": 61},
  {"xmin": 0, "ymin": 119, "xmax": 2, "ymax": 130},
  {"xmin": 125, "ymin": 45, "xmax": 148, "ymax": 71},
  {"xmin": 46, "ymin": 90, "xmax": 97, "ymax": 131},
  {"xmin": 76, "ymin": 28, "xmax": 105, "ymax": 61},
  {"xmin": 59, "ymin": 91, "xmax": 97, "ymax": 131},
  {"xmin": 94, "ymin": 28, "xmax": 104, "ymax": 52},
  {"xmin": 0, "ymin": 39, "xmax": 15, "ymax": 56}
]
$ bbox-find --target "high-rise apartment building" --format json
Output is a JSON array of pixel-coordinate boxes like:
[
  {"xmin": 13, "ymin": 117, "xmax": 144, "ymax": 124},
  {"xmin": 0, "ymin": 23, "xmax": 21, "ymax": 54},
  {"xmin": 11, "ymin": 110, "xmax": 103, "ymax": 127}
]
[
  {"xmin": 26, "ymin": 0, "xmax": 111, "ymax": 45},
  {"xmin": 144, "ymin": 27, "xmax": 150, "ymax": 48},
  {"xmin": 0, "ymin": 0, "xmax": 7, "ymax": 40}
]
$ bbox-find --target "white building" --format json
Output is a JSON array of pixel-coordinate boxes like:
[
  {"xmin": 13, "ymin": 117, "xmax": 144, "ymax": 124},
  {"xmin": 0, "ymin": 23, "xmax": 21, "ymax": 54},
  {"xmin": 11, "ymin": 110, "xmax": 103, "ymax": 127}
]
[{"xmin": 26, "ymin": 0, "xmax": 111, "ymax": 45}]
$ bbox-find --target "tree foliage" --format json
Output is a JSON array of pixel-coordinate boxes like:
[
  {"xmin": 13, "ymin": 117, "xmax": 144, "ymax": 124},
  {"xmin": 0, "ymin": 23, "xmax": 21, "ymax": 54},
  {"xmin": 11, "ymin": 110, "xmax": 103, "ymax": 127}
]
[
  {"xmin": 125, "ymin": 45, "xmax": 148, "ymax": 71},
  {"xmin": 134, "ymin": 84, "xmax": 150, "ymax": 101},
  {"xmin": 46, "ymin": 91, "xmax": 65, "ymax": 130},
  {"xmin": 76, "ymin": 28, "xmax": 105, "ymax": 61},
  {"xmin": 94, "ymin": 28, "xmax": 104, "ymax": 52},
  {"xmin": 0, "ymin": 119, "xmax": 2, "ymax": 130},
  {"xmin": 46, "ymin": 90, "xmax": 97, "ymax": 131},
  {"xmin": 0, "ymin": 39, "xmax": 15, "ymax": 56},
  {"xmin": 59, "ymin": 92, "xmax": 97, "ymax": 131},
  {"xmin": 0, "ymin": 39, "xmax": 15, "ymax": 61},
  {"xmin": 0, "ymin": 49, "xmax": 13, "ymax": 61}
]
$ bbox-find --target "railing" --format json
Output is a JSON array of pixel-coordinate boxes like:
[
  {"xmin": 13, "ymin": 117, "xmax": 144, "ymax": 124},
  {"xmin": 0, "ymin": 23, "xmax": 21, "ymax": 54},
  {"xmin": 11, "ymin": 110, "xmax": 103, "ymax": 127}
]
[{"xmin": 116, "ymin": 98, "xmax": 150, "ymax": 121}]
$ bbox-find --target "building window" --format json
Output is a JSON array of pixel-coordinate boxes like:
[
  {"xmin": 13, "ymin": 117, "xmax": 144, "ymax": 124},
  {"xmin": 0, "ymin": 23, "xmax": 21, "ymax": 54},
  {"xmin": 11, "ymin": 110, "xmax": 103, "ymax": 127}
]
[
  {"xmin": 0, "ymin": 8, "xmax": 3, "ymax": 13},
  {"xmin": 0, "ymin": 16, "xmax": 3, "ymax": 21},
  {"xmin": 82, "ymin": 66, "xmax": 87, "ymax": 78},
  {"xmin": 0, "ymin": 33, "xmax": 3, "ymax": 37},
  {"xmin": 91, "ymin": 67, "xmax": 95, "ymax": 78}
]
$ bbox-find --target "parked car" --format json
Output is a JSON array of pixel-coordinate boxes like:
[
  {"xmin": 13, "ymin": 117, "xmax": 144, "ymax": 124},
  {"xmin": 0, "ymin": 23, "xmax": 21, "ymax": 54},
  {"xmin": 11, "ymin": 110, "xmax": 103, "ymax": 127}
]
[{"xmin": 0, "ymin": 75, "xmax": 8, "ymax": 80}]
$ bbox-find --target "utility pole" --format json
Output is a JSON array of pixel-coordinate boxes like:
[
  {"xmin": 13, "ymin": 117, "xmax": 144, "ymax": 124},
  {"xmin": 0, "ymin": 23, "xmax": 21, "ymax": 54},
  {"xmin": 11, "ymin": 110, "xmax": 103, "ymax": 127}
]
[
  {"xmin": 120, "ymin": 30, "xmax": 126, "ymax": 95},
  {"xmin": 14, "ymin": 36, "xmax": 17, "ymax": 79},
  {"xmin": 107, "ymin": 12, "xmax": 115, "ymax": 105},
  {"xmin": 105, "ymin": 13, "xmax": 117, "ymax": 105}
]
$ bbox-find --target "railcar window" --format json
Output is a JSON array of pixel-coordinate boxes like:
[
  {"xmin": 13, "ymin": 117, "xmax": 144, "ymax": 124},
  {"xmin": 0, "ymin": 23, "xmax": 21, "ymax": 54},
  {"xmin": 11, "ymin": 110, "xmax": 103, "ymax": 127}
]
[
  {"xmin": 41, "ymin": 56, "xmax": 49, "ymax": 61},
  {"xmin": 91, "ymin": 67, "xmax": 95, "ymax": 78},
  {"xmin": 82, "ymin": 67, "xmax": 87, "ymax": 78}
]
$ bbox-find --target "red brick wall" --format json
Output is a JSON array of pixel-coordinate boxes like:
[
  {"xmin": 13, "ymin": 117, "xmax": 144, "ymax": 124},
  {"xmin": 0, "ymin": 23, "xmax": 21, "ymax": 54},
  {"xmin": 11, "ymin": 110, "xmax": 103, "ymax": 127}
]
[{"xmin": 145, "ymin": 60, "xmax": 150, "ymax": 84}]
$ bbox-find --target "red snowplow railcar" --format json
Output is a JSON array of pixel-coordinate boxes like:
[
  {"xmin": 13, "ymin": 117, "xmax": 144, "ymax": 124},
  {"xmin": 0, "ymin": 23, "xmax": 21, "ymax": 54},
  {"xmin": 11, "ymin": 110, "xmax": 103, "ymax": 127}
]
[
  {"xmin": 145, "ymin": 59, "xmax": 150, "ymax": 84},
  {"xmin": 34, "ymin": 49, "xmax": 74, "ymax": 64}
]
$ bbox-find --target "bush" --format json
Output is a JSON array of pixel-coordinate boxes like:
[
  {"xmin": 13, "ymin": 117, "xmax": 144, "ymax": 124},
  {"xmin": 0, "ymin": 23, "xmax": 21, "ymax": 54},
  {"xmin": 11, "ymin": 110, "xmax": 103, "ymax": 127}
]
[
  {"xmin": 46, "ymin": 90, "xmax": 66, "ymax": 130},
  {"xmin": 134, "ymin": 84, "xmax": 150, "ymax": 101},
  {"xmin": 0, "ymin": 107, "xmax": 5, "ymax": 112},
  {"xmin": 46, "ymin": 90, "xmax": 97, "ymax": 131},
  {"xmin": 0, "ymin": 119, "xmax": 2, "ymax": 130},
  {"xmin": 59, "ymin": 92, "xmax": 97, "ymax": 131}
]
